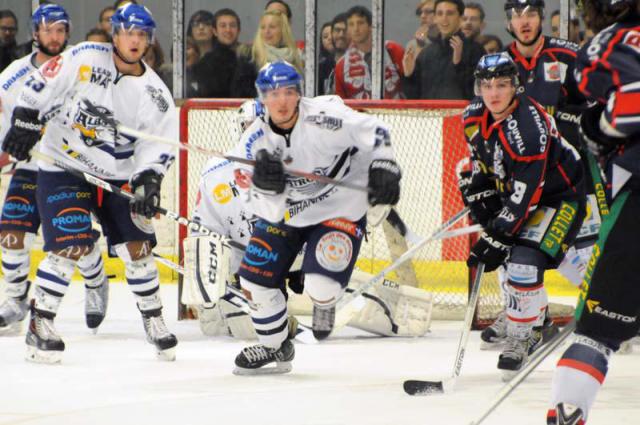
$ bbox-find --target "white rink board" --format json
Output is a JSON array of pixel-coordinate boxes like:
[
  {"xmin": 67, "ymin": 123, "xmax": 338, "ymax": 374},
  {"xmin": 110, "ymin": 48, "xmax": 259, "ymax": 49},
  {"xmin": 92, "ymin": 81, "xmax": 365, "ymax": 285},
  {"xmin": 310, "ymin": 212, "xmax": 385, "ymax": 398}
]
[{"xmin": 0, "ymin": 282, "xmax": 636, "ymax": 425}]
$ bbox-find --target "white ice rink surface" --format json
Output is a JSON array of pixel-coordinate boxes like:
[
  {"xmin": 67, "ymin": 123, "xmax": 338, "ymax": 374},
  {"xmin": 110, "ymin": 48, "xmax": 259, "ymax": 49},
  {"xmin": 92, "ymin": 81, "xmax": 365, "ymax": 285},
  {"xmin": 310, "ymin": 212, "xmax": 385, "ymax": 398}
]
[{"xmin": 0, "ymin": 282, "xmax": 637, "ymax": 425}]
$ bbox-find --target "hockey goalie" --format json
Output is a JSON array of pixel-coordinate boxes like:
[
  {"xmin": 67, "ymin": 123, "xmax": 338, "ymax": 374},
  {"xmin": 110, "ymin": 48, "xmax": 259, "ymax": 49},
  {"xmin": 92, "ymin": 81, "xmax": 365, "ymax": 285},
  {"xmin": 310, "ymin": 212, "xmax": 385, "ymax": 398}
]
[{"xmin": 180, "ymin": 99, "xmax": 432, "ymax": 341}]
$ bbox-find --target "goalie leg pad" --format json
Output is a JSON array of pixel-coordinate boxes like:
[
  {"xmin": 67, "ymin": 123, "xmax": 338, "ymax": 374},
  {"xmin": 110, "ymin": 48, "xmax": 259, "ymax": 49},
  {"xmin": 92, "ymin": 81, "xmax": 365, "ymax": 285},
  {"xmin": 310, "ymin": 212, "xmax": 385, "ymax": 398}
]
[
  {"xmin": 219, "ymin": 299, "xmax": 257, "ymax": 340},
  {"xmin": 181, "ymin": 235, "xmax": 231, "ymax": 306},
  {"xmin": 240, "ymin": 278, "xmax": 288, "ymax": 349}
]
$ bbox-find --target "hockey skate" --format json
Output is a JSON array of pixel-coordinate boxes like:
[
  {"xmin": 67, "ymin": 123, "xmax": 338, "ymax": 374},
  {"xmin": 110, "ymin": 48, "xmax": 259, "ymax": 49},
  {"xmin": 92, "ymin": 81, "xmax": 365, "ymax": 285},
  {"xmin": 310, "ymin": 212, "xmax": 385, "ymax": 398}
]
[
  {"xmin": 85, "ymin": 278, "xmax": 109, "ymax": 332},
  {"xmin": 312, "ymin": 304, "xmax": 335, "ymax": 340},
  {"xmin": 0, "ymin": 283, "xmax": 30, "ymax": 335},
  {"xmin": 140, "ymin": 308, "xmax": 178, "ymax": 361},
  {"xmin": 497, "ymin": 335, "xmax": 529, "ymax": 381},
  {"xmin": 547, "ymin": 403, "xmax": 585, "ymax": 425},
  {"xmin": 233, "ymin": 338, "xmax": 295, "ymax": 375},
  {"xmin": 25, "ymin": 304, "xmax": 65, "ymax": 364},
  {"xmin": 480, "ymin": 310, "xmax": 507, "ymax": 350}
]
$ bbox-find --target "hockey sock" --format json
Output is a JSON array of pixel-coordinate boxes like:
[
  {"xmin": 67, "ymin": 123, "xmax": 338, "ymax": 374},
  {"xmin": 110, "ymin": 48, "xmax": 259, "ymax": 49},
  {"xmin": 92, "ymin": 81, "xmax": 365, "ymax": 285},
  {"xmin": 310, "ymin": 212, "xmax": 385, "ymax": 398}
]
[
  {"xmin": 123, "ymin": 255, "xmax": 161, "ymax": 312},
  {"xmin": 1, "ymin": 245, "xmax": 32, "ymax": 299},
  {"xmin": 33, "ymin": 253, "xmax": 76, "ymax": 315},
  {"xmin": 550, "ymin": 334, "xmax": 612, "ymax": 422},
  {"xmin": 240, "ymin": 278, "xmax": 288, "ymax": 349},
  {"xmin": 505, "ymin": 262, "xmax": 548, "ymax": 328},
  {"xmin": 76, "ymin": 244, "xmax": 106, "ymax": 289}
]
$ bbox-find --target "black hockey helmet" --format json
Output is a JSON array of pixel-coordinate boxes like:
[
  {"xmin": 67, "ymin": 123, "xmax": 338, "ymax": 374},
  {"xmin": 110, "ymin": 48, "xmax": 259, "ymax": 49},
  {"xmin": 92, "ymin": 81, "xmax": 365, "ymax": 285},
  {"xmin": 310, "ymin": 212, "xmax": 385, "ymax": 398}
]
[
  {"xmin": 505, "ymin": 0, "xmax": 546, "ymax": 16},
  {"xmin": 576, "ymin": 0, "xmax": 637, "ymax": 31},
  {"xmin": 474, "ymin": 52, "xmax": 520, "ymax": 95}
]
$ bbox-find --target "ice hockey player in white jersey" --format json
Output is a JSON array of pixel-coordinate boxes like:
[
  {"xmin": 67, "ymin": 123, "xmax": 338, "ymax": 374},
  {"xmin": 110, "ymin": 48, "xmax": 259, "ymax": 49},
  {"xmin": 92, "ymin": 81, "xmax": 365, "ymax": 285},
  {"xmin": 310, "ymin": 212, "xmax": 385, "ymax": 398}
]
[
  {"xmin": 224, "ymin": 61, "xmax": 401, "ymax": 375},
  {"xmin": 1, "ymin": 4, "xmax": 177, "ymax": 363},
  {"xmin": 0, "ymin": 4, "xmax": 110, "ymax": 335},
  {"xmin": 184, "ymin": 100, "xmax": 432, "ymax": 341}
]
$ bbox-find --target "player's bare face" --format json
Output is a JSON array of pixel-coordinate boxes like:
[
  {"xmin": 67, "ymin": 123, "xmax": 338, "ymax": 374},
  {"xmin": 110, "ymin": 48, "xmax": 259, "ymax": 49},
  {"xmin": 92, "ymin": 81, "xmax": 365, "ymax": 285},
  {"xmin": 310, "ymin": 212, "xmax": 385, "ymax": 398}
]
[
  {"xmin": 260, "ymin": 16, "xmax": 282, "ymax": 47},
  {"xmin": 114, "ymin": 29, "xmax": 149, "ymax": 63},
  {"xmin": 510, "ymin": 9, "xmax": 542, "ymax": 45},
  {"xmin": 480, "ymin": 78, "xmax": 516, "ymax": 119},
  {"xmin": 36, "ymin": 22, "xmax": 67, "ymax": 56},
  {"xmin": 264, "ymin": 86, "xmax": 300, "ymax": 129}
]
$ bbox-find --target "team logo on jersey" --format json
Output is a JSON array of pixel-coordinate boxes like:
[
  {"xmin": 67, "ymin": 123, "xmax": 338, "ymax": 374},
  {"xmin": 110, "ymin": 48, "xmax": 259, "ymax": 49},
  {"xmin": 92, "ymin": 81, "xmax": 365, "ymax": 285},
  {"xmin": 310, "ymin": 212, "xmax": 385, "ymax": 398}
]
[
  {"xmin": 543, "ymin": 62, "xmax": 567, "ymax": 83},
  {"xmin": 78, "ymin": 65, "xmax": 112, "ymax": 88},
  {"xmin": 212, "ymin": 182, "xmax": 238, "ymax": 204},
  {"xmin": 73, "ymin": 104, "xmax": 117, "ymax": 147},
  {"xmin": 42, "ymin": 55, "xmax": 63, "ymax": 79},
  {"xmin": 233, "ymin": 168, "xmax": 252, "ymax": 189},
  {"xmin": 243, "ymin": 237, "xmax": 279, "ymax": 267},
  {"xmin": 315, "ymin": 231, "xmax": 353, "ymax": 272},
  {"xmin": 2, "ymin": 196, "xmax": 35, "ymax": 219},
  {"xmin": 145, "ymin": 85, "xmax": 169, "ymax": 113},
  {"xmin": 52, "ymin": 207, "xmax": 91, "ymax": 233},
  {"xmin": 304, "ymin": 112, "xmax": 342, "ymax": 131}
]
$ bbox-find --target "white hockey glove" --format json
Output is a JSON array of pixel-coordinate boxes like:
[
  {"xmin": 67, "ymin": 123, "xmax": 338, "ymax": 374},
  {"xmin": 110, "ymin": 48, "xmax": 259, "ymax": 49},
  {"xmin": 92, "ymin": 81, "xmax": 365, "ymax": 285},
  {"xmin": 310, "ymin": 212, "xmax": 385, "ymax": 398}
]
[{"xmin": 181, "ymin": 235, "xmax": 232, "ymax": 306}]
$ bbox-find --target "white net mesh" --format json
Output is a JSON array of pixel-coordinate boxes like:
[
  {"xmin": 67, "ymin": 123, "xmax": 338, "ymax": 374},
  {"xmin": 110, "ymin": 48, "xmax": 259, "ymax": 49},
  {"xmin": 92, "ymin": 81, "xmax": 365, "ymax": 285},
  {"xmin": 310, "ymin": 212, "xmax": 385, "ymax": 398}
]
[{"xmin": 179, "ymin": 99, "xmax": 503, "ymax": 323}]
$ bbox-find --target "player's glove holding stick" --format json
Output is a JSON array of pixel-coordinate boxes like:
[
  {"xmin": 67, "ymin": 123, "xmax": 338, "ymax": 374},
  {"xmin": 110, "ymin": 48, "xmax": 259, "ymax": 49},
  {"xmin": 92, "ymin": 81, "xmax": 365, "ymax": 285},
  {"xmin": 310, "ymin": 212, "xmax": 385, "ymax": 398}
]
[
  {"xmin": 2, "ymin": 107, "xmax": 43, "ymax": 161},
  {"xmin": 458, "ymin": 170, "xmax": 501, "ymax": 227},
  {"xmin": 252, "ymin": 149, "xmax": 286, "ymax": 194},
  {"xmin": 130, "ymin": 169, "xmax": 163, "ymax": 219},
  {"xmin": 368, "ymin": 159, "xmax": 401, "ymax": 206},
  {"xmin": 467, "ymin": 227, "xmax": 512, "ymax": 272}
]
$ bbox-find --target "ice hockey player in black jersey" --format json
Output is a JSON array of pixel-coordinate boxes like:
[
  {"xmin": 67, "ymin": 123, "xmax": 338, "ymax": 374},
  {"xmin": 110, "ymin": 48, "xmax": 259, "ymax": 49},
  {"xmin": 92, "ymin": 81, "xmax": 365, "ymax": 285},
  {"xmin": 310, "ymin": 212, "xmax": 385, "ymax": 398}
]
[
  {"xmin": 548, "ymin": 0, "xmax": 640, "ymax": 423},
  {"xmin": 479, "ymin": 0, "xmax": 604, "ymax": 349},
  {"xmin": 462, "ymin": 52, "xmax": 585, "ymax": 379}
]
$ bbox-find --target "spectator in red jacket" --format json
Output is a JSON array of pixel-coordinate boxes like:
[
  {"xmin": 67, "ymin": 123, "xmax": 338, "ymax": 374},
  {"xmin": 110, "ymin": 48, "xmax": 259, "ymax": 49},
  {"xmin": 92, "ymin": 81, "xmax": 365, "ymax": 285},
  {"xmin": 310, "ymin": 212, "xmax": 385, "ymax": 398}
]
[{"xmin": 334, "ymin": 6, "xmax": 404, "ymax": 99}]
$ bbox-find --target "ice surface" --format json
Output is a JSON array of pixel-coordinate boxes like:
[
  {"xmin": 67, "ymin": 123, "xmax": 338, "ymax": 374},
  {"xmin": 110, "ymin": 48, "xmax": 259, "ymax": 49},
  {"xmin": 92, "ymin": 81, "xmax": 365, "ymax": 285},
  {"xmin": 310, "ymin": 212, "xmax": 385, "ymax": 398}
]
[{"xmin": 0, "ymin": 283, "xmax": 637, "ymax": 425}]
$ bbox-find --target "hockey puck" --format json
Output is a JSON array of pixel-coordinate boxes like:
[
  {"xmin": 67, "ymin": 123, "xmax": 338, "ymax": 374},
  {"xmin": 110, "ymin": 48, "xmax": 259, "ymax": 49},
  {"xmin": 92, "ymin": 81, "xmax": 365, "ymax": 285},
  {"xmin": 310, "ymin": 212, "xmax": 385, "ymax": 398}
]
[{"xmin": 403, "ymin": 380, "xmax": 444, "ymax": 395}]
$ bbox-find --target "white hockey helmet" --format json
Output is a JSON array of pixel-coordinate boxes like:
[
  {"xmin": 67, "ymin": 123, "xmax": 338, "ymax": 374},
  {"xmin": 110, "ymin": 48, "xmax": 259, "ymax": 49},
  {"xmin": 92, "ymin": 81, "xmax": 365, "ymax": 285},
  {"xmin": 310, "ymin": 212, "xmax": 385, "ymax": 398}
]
[{"xmin": 231, "ymin": 99, "xmax": 265, "ymax": 142}]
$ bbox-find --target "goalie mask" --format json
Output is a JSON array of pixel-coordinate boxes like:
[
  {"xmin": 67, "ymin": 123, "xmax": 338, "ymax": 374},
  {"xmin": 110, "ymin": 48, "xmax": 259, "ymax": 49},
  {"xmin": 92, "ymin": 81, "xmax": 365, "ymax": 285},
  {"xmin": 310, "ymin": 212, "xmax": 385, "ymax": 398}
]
[{"xmin": 230, "ymin": 99, "xmax": 265, "ymax": 142}]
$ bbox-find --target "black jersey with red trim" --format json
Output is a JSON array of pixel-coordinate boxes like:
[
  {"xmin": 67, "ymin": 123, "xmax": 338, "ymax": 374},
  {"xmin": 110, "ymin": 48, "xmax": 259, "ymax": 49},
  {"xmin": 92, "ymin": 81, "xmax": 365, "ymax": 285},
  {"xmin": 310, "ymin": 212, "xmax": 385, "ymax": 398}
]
[
  {"xmin": 462, "ymin": 95, "xmax": 585, "ymax": 237},
  {"xmin": 575, "ymin": 17, "xmax": 640, "ymax": 178},
  {"xmin": 507, "ymin": 36, "xmax": 586, "ymax": 118}
]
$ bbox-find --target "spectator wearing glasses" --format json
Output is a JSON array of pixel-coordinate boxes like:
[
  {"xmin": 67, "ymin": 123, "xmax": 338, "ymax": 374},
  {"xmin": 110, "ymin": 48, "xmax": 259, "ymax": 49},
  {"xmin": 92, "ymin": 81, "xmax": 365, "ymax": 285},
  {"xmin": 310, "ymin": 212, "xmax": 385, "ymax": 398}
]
[
  {"xmin": 98, "ymin": 6, "xmax": 116, "ymax": 33},
  {"xmin": 231, "ymin": 9, "xmax": 303, "ymax": 98},
  {"xmin": 403, "ymin": 1, "xmax": 436, "ymax": 84},
  {"xmin": 461, "ymin": 2, "xmax": 486, "ymax": 42},
  {"xmin": 191, "ymin": 8, "xmax": 242, "ymax": 98},
  {"xmin": 331, "ymin": 13, "xmax": 349, "ymax": 61},
  {"xmin": 0, "ymin": 10, "xmax": 19, "ymax": 72},
  {"xmin": 403, "ymin": 0, "xmax": 484, "ymax": 100},
  {"xmin": 188, "ymin": 10, "xmax": 215, "ymax": 59}
]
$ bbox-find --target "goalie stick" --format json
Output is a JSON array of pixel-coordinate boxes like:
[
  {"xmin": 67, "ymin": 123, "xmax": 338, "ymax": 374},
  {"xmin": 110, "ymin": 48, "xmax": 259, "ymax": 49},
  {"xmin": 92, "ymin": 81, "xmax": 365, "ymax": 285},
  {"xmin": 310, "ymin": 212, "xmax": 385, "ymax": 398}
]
[
  {"xmin": 403, "ymin": 262, "xmax": 485, "ymax": 395},
  {"xmin": 469, "ymin": 320, "xmax": 577, "ymax": 425},
  {"xmin": 334, "ymin": 207, "xmax": 470, "ymax": 331},
  {"xmin": 82, "ymin": 99, "xmax": 369, "ymax": 193}
]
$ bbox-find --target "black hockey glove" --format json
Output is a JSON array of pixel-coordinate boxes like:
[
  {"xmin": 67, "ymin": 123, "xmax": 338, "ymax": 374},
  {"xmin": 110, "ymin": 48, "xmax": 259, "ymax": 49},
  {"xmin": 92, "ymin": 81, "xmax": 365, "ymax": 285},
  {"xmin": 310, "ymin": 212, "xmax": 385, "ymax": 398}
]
[
  {"xmin": 252, "ymin": 149, "xmax": 286, "ymax": 194},
  {"xmin": 467, "ymin": 228, "xmax": 512, "ymax": 272},
  {"xmin": 580, "ymin": 103, "xmax": 626, "ymax": 158},
  {"xmin": 2, "ymin": 107, "xmax": 42, "ymax": 161},
  {"xmin": 130, "ymin": 169, "xmax": 163, "ymax": 219},
  {"xmin": 459, "ymin": 174, "xmax": 502, "ymax": 227},
  {"xmin": 368, "ymin": 159, "xmax": 401, "ymax": 206}
]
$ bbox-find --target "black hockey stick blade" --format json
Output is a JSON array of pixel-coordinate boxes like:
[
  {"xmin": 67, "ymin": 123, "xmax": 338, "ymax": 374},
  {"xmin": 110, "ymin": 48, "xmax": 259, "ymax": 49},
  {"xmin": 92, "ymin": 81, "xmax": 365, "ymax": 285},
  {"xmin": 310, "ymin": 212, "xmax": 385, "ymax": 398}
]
[{"xmin": 403, "ymin": 379, "xmax": 445, "ymax": 395}]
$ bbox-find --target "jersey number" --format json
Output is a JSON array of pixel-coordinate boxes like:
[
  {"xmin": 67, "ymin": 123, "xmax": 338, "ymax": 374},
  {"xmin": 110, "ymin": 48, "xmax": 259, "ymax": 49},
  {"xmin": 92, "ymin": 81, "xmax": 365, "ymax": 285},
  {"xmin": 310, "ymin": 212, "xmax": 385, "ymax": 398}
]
[
  {"xmin": 511, "ymin": 180, "xmax": 527, "ymax": 205},
  {"xmin": 25, "ymin": 75, "xmax": 44, "ymax": 93}
]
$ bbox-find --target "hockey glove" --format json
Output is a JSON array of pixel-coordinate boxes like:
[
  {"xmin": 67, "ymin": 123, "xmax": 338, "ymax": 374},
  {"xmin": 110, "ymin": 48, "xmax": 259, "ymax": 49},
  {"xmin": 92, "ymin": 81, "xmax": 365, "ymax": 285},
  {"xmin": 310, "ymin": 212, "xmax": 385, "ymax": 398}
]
[
  {"xmin": 252, "ymin": 149, "xmax": 286, "ymax": 194},
  {"xmin": 580, "ymin": 103, "xmax": 626, "ymax": 158},
  {"xmin": 461, "ymin": 182, "xmax": 502, "ymax": 227},
  {"xmin": 2, "ymin": 107, "xmax": 42, "ymax": 161},
  {"xmin": 130, "ymin": 169, "xmax": 163, "ymax": 219},
  {"xmin": 467, "ymin": 228, "xmax": 512, "ymax": 272},
  {"xmin": 368, "ymin": 159, "xmax": 401, "ymax": 206}
]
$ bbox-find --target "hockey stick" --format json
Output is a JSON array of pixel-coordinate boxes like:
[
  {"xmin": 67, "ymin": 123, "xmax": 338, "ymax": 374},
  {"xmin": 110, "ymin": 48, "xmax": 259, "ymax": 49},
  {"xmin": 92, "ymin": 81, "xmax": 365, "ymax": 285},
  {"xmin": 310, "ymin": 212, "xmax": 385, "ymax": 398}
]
[
  {"xmin": 334, "ymin": 207, "xmax": 470, "ymax": 330},
  {"xmin": 403, "ymin": 262, "xmax": 485, "ymax": 395},
  {"xmin": 469, "ymin": 320, "xmax": 576, "ymax": 425},
  {"xmin": 82, "ymin": 99, "xmax": 368, "ymax": 192},
  {"xmin": 30, "ymin": 150, "xmax": 245, "ymax": 252}
]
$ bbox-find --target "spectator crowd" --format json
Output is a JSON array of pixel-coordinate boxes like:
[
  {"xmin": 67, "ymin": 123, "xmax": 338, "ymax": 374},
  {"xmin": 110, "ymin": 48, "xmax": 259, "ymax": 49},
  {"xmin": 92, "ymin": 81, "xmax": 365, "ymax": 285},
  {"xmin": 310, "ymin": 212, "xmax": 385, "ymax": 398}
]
[{"xmin": 0, "ymin": 0, "xmax": 592, "ymax": 101}]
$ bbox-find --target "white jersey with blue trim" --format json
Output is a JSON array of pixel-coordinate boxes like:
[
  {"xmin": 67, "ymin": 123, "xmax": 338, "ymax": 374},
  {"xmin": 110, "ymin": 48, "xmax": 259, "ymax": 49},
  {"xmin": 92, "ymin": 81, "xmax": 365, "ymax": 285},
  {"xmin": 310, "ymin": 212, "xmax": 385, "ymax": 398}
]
[
  {"xmin": 0, "ymin": 52, "xmax": 43, "ymax": 172},
  {"xmin": 15, "ymin": 41, "xmax": 176, "ymax": 180},
  {"xmin": 228, "ymin": 96, "xmax": 396, "ymax": 227},
  {"xmin": 192, "ymin": 157, "xmax": 255, "ymax": 272}
]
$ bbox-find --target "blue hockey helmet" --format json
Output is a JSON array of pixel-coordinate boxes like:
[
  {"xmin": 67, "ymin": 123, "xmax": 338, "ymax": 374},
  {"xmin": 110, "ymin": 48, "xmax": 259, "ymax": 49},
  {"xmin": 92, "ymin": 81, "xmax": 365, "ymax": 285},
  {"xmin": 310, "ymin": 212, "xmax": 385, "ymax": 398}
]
[
  {"xmin": 31, "ymin": 3, "xmax": 71, "ymax": 32},
  {"xmin": 474, "ymin": 52, "xmax": 520, "ymax": 95},
  {"xmin": 111, "ymin": 3, "xmax": 156, "ymax": 41},
  {"xmin": 255, "ymin": 61, "xmax": 303, "ymax": 99}
]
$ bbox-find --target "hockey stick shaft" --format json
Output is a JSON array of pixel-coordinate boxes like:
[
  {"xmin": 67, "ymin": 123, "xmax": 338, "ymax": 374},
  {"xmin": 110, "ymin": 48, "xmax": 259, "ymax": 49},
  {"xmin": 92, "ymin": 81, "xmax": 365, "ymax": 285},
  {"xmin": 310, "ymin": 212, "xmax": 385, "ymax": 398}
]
[
  {"xmin": 469, "ymin": 320, "xmax": 576, "ymax": 425},
  {"xmin": 82, "ymin": 99, "xmax": 368, "ymax": 192},
  {"xmin": 335, "ymin": 207, "xmax": 470, "ymax": 328},
  {"xmin": 30, "ymin": 151, "xmax": 245, "ymax": 251}
]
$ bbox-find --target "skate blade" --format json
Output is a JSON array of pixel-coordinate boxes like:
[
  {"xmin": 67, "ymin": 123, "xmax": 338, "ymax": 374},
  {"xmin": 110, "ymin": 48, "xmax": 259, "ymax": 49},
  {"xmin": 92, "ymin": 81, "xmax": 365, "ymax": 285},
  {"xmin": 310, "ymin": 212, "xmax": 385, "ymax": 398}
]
[
  {"xmin": 156, "ymin": 346, "xmax": 176, "ymax": 361},
  {"xmin": 0, "ymin": 321, "xmax": 24, "ymax": 336},
  {"xmin": 233, "ymin": 361, "xmax": 292, "ymax": 376},
  {"xmin": 25, "ymin": 345, "xmax": 62, "ymax": 364},
  {"xmin": 480, "ymin": 339, "xmax": 505, "ymax": 351}
]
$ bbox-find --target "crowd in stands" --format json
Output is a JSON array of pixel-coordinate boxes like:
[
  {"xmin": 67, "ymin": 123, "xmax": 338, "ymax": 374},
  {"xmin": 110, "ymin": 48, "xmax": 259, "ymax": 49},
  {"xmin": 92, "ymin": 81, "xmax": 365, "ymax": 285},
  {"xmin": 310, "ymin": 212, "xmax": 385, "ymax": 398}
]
[{"xmin": 0, "ymin": 0, "xmax": 591, "ymax": 101}]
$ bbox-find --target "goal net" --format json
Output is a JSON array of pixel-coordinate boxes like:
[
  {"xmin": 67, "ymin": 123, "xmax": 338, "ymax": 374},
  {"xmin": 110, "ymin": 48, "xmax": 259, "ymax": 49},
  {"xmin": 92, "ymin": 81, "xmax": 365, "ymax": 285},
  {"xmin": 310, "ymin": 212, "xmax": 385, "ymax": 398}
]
[{"xmin": 178, "ymin": 99, "xmax": 573, "ymax": 327}]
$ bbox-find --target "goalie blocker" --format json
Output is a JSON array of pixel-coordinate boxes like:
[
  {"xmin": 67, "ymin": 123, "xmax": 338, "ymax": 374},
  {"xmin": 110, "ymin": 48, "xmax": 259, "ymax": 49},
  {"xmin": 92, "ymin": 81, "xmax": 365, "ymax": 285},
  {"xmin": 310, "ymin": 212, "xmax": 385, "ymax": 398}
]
[{"xmin": 181, "ymin": 235, "xmax": 433, "ymax": 339}]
